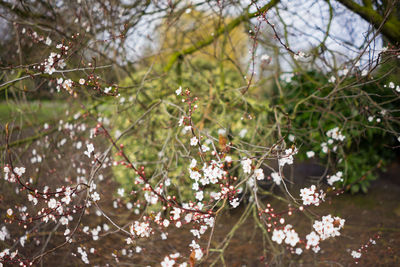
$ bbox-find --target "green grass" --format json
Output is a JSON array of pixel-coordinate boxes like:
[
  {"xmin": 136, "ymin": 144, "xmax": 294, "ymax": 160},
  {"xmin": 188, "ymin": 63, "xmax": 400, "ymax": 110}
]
[{"xmin": 0, "ymin": 100, "xmax": 67, "ymax": 124}]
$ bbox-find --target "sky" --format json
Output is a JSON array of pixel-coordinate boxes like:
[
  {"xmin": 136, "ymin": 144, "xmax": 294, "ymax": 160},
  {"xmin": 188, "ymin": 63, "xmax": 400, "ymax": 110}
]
[
  {"xmin": 122, "ymin": 0, "xmax": 383, "ymax": 74},
  {"xmin": 0, "ymin": 0, "xmax": 384, "ymax": 73}
]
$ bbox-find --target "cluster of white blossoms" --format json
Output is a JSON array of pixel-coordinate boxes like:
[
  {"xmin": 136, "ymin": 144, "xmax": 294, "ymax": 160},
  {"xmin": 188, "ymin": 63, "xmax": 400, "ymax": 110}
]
[
  {"xmin": 30, "ymin": 149, "xmax": 43, "ymax": 164},
  {"xmin": 326, "ymin": 127, "xmax": 346, "ymax": 142},
  {"xmin": 161, "ymin": 253, "xmax": 186, "ymax": 267},
  {"xmin": 313, "ymin": 214, "xmax": 345, "ymax": 241},
  {"xmin": 321, "ymin": 127, "xmax": 345, "ymax": 153},
  {"xmin": 186, "ymin": 151, "xmax": 245, "ymax": 212},
  {"xmin": 56, "ymin": 77, "xmax": 74, "ymax": 93},
  {"xmin": 351, "ymin": 250, "xmax": 362, "ymax": 259},
  {"xmin": 90, "ymin": 226, "xmax": 102, "ymax": 241},
  {"xmin": 188, "ymin": 159, "xmax": 228, "ymax": 203},
  {"xmin": 26, "ymin": 193, "xmax": 37, "ymax": 206},
  {"xmin": 271, "ymin": 172, "xmax": 282, "ymax": 185},
  {"xmin": 61, "ymin": 186, "xmax": 76, "ymax": 205},
  {"xmin": 367, "ymin": 113, "xmax": 384, "ymax": 123},
  {"xmin": 21, "ymin": 29, "xmax": 52, "ymax": 45},
  {"xmin": 384, "ymin": 81, "xmax": 400, "ymax": 93},
  {"xmin": 300, "ymin": 185, "xmax": 325, "ymax": 206},
  {"xmin": 171, "ymin": 207, "xmax": 182, "ymax": 221},
  {"xmin": 272, "ymin": 215, "xmax": 345, "ymax": 253},
  {"xmin": 241, "ymin": 158, "xmax": 252, "ymax": 174},
  {"xmin": 327, "ymin": 171, "xmax": 343, "ymax": 186},
  {"xmin": 129, "ymin": 221, "xmax": 152, "ymax": 238},
  {"xmin": 82, "ymin": 143, "xmax": 94, "ymax": 158},
  {"xmin": 90, "ymin": 191, "xmax": 100, "ymax": 202},
  {"xmin": 349, "ymin": 237, "xmax": 376, "ymax": 261},
  {"xmin": 4, "ymin": 166, "xmax": 26, "ymax": 183},
  {"xmin": 294, "ymin": 51, "xmax": 306, "ymax": 60},
  {"xmin": 279, "ymin": 147, "xmax": 298, "ymax": 167},
  {"xmin": 11, "ymin": 165, "xmax": 22, "ymax": 178},
  {"xmin": 77, "ymin": 247, "xmax": 89, "ymax": 264},
  {"xmin": 0, "ymin": 226, "xmax": 9, "ymax": 241},
  {"xmin": 190, "ymin": 225, "xmax": 208, "ymax": 239},
  {"xmin": 4, "ymin": 154, "xmax": 86, "ymax": 247},
  {"xmin": 186, "ymin": 214, "xmax": 215, "ymax": 247},
  {"xmin": 41, "ymin": 51, "xmax": 66, "ymax": 75},
  {"xmin": 143, "ymin": 146, "xmax": 217, "ymax": 264},
  {"xmin": 144, "ymin": 189, "xmax": 159, "ymax": 205},
  {"xmin": 189, "ymin": 240, "xmax": 204, "ymax": 261},
  {"xmin": 272, "ymin": 225, "xmax": 300, "ymax": 247},
  {"xmin": 0, "ymin": 248, "xmax": 18, "ymax": 263},
  {"xmin": 202, "ymin": 161, "xmax": 225, "ymax": 184}
]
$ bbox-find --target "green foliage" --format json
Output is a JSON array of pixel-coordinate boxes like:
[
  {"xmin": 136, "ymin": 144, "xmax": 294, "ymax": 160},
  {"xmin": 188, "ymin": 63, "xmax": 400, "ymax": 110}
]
[
  {"xmin": 106, "ymin": 57, "xmax": 278, "ymax": 202},
  {"xmin": 0, "ymin": 100, "xmax": 67, "ymax": 123},
  {"xmin": 277, "ymin": 69, "xmax": 399, "ymax": 193},
  {"xmin": 110, "ymin": 54, "xmax": 400, "ymax": 197}
]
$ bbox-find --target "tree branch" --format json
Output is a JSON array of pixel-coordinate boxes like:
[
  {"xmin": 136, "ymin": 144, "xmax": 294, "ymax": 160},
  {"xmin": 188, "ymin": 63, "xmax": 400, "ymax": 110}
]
[
  {"xmin": 163, "ymin": 0, "xmax": 281, "ymax": 71},
  {"xmin": 336, "ymin": 0, "xmax": 400, "ymax": 44}
]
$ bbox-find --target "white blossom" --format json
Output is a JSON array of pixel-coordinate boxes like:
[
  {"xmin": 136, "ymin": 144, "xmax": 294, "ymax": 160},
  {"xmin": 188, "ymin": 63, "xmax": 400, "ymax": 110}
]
[
  {"xmin": 253, "ymin": 168, "xmax": 264, "ymax": 180},
  {"xmin": 351, "ymin": 250, "xmax": 362, "ymax": 259},
  {"xmin": 84, "ymin": 143, "xmax": 94, "ymax": 158},
  {"xmin": 272, "ymin": 229, "xmax": 285, "ymax": 244},
  {"xmin": 175, "ymin": 86, "xmax": 182, "ymax": 95},
  {"xmin": 230, "ymin": 198, "xmax": 240, "ymax": 208},
  {"xmin": 306, "ymin": 151, "xmax": 315, "ymax": 158},
  {"xmin": 306, "ymin": 231, "xmax": 320, "ymax": 247},
  {"xmin": 91, "ymin": 192, "xmax": 100, "ymax": 202},
  {"xmin": 48, "ymin": 198, "xmax": 57, "ymax": 209},
  {"xmin": 284, "ymin": 229, "xmax": 299, "ymax": 247},
  {"xmin": 241, "ymin": 158, "xmax": 252, "ymax": 174},
  {"xmin": 190, "ymin": 137, "xmax": 198, "ymax": 146},
  {"xmin": 279, "ymin": 148, "xmax": 298, "ymax": 167},
  {"xmin": 327, "ymin": 171, "xmax": 343, "ymax": 185}
]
